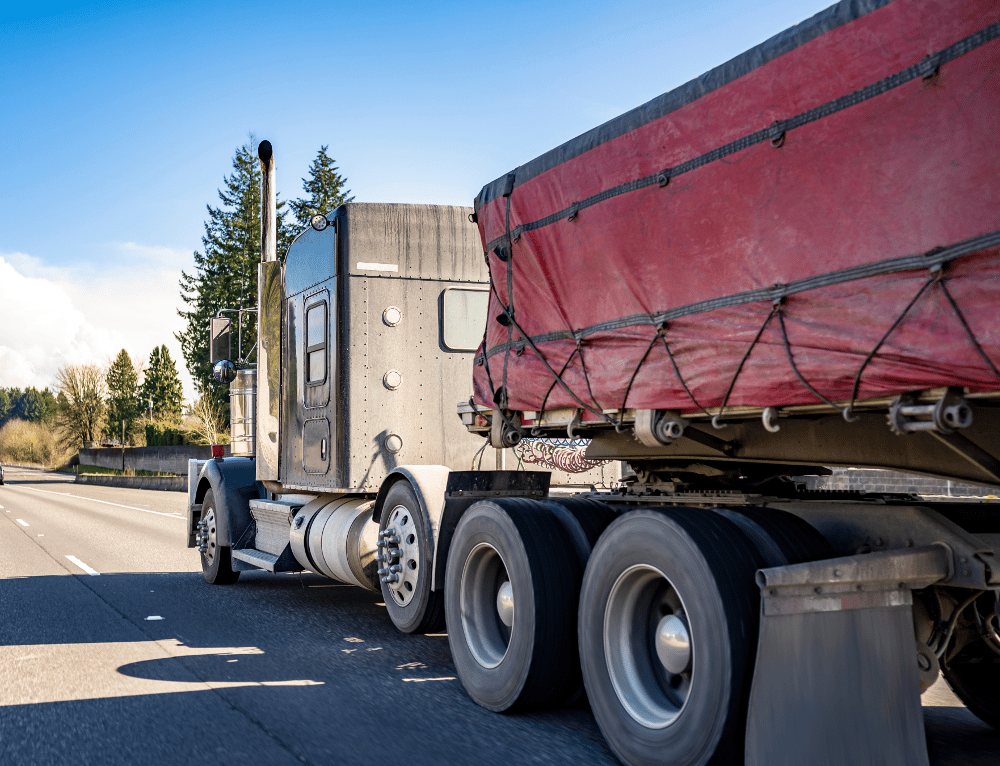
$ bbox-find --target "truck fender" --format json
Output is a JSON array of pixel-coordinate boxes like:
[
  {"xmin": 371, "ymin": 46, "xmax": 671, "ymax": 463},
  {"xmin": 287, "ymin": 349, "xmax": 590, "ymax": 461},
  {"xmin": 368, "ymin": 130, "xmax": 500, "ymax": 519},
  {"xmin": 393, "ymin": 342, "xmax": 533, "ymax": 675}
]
[
  {"xmin": 196, "ymin": 457, "xmax": 264, "ymax": 548},
  {"xmin": 372, "ymin": 466, "xmax": 450, "ymax": 590}
]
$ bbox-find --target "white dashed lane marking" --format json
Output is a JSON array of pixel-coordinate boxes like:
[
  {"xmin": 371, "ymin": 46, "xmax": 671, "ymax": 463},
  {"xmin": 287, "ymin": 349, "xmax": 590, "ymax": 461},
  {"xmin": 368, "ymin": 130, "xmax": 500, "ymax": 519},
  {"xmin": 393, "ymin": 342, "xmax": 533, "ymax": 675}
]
[
  {"xmin": 16, "ymin": 519, "xmax": 28, "ymax": 527},
  {"xmin": 65, "ymin": 556, "xmax": 100, "ymax": 576}
]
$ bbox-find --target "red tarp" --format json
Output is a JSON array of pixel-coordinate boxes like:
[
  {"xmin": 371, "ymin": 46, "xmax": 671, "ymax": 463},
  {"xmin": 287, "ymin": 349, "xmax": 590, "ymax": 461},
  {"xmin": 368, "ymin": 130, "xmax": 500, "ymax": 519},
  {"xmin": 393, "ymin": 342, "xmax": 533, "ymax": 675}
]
[{"xmin": 472, "ymin": 0, "xmax": 1000, "ymax": 421}]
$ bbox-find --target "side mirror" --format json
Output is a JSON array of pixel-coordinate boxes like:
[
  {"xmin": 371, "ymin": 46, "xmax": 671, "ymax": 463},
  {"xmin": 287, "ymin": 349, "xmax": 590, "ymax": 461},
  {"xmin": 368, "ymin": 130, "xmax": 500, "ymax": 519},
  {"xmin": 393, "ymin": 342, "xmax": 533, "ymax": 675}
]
[{"xmin": 210, "ymin": 317, "xmax": 232, "ymax": 363}]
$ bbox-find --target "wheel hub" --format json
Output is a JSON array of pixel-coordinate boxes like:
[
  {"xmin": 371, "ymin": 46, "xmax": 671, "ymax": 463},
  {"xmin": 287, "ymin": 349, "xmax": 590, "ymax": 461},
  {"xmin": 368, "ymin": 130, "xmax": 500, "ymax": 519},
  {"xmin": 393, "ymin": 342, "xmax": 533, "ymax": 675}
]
[
  {"xmin": 460, "ymin": 543, "xmax": 511, "ymax": 669},
  {"xmin": 496, "ymin": 581, "xmax": 514, "ymax": 627},
  {"xmin": 604, "ymin": 564, "xmax": 693, "ymax": 729},
  {"xmin": 196, "ymin": 508, "xmax": 217, "ymax": 563},
  {"xmin": 377, "ymin": 505, "xmax": 420, "ymax": 607},
  {"xmin": 654, "ymin": 614, "xmax": 691, "ymax": 675}
]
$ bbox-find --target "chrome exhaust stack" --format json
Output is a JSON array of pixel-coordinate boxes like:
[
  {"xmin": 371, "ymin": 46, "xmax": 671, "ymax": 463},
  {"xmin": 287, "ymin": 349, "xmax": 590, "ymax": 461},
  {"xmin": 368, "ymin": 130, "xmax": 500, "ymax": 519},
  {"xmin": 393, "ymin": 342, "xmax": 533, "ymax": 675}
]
[
  {"xmin": 258, "ymin": 140, "xmax": 277, "ymax": 264},
  {"xmin": 255, "ymin": 139, "xmax": 282, "ymax": 484}
]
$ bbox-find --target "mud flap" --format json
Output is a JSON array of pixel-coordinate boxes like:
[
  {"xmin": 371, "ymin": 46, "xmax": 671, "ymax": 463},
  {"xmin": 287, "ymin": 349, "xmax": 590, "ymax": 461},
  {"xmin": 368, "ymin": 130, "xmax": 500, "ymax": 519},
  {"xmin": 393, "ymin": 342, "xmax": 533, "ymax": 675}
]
[{"xmin": 745, "ymin": 546, "xmax": 951, "ymax": 766}]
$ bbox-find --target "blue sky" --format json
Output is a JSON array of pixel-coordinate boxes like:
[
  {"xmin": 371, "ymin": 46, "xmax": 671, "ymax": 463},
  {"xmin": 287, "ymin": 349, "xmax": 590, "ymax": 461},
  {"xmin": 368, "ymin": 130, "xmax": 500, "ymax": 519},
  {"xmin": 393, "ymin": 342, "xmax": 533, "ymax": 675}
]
[{"xmin": 0, "ymin": 0, "xmax": 833, "ymax": 399}]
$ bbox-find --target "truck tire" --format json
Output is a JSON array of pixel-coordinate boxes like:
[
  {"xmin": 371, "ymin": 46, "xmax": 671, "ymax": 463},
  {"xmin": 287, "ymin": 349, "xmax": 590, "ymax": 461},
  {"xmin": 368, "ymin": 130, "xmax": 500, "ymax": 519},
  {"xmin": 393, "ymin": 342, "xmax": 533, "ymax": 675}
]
[
  {"xmin": 578, "ymin": 508, "xmax": 763, "ymax": 766},
  {"xmin": 445, "ymin": 498, "xmax": 581, "ymax": 711},
  {"xmin": 200, "ymin": 490, "xmax": 240, "ymax": 585},
  {"xmin": 379, "ymin": 481, "xmax": 444, "ymax": 634}
]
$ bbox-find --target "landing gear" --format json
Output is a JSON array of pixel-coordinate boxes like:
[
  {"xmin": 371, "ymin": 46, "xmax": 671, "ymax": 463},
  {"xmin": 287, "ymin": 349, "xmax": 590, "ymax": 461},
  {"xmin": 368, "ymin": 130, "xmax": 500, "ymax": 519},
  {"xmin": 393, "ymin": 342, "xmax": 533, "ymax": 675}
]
[
  {"xmin": 578, "ymin": 509, "xmax": 763, "ymax": 766},
  {"xmin": 198, "ymin": 489, "xmax": 239, "ymax": 585},
  {"xmin": 378, "ymin": 481, "xmax": 444, "ymax": 634}
]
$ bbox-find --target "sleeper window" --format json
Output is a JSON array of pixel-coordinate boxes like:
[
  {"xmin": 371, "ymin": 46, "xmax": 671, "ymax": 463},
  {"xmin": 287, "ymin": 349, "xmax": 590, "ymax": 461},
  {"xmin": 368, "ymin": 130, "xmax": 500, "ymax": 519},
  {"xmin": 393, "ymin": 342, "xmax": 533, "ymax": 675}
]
[{"xmin": 306, "ymin": 302, "xmax": 327, "ymax": 384}]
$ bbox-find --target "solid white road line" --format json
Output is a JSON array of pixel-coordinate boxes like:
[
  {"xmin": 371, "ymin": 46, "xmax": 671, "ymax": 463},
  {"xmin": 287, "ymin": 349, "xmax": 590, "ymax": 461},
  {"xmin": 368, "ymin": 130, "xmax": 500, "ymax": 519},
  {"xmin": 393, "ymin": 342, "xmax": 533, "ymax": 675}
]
[
  {"xmin": 22, "ymin": 486, "xmax": 184, "ymax": 518},
  {"xmin": 65, "ymin": 556, "xmax": 100, "ymax": 576},
  {"xmin": 16, "ymin": 519, "xmax": 28, "ymax": 527}
]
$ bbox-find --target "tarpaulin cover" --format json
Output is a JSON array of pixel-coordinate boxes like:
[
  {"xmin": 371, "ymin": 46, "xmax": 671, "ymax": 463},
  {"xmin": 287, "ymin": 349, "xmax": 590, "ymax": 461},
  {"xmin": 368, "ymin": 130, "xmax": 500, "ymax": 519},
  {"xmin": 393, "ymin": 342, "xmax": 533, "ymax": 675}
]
[{"xmin": 472, "ymin": 0, "xmax": 1000, "ymax": 422}]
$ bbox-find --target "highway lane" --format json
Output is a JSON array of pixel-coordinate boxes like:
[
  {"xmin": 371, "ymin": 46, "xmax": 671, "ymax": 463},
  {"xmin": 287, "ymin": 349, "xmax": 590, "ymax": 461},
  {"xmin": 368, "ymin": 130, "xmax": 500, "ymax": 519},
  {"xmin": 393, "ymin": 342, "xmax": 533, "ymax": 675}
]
[
  {"xmin": 1, "ymin": 466, "xmax": 998, "ymax": 766},
  {"xmin": 1, "ymin": 470, "xmax": 189, "ymax": 577}
]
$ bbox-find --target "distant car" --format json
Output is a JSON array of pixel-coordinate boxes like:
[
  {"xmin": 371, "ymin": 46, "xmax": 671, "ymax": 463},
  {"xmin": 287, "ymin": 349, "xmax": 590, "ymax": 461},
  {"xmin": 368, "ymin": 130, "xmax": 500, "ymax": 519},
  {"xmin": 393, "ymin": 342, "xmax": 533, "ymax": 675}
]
[{"xmin": 0, "ymin": 465, "xmax": 4, "ymax": 485}]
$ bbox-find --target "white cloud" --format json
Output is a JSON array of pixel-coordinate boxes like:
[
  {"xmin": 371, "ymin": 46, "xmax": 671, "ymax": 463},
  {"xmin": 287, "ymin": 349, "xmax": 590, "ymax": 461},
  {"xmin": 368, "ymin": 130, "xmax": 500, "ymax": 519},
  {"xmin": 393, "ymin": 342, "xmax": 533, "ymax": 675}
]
[{"xmin": 0, "ymin": 246, "xmax": 197, "ymax": 403}]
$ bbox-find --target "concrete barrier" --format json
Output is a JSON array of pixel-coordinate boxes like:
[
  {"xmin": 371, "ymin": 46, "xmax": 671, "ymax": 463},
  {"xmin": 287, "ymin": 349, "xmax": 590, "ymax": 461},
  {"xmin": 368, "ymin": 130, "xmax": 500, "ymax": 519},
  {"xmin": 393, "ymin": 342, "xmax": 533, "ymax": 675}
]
[
  {"xmin": 78, "ymin": 445, "xmax": 230, "ymax": 476},
  {"xmin": 75, "ymin": 474, "xmax": 187, "ymax": 492}
]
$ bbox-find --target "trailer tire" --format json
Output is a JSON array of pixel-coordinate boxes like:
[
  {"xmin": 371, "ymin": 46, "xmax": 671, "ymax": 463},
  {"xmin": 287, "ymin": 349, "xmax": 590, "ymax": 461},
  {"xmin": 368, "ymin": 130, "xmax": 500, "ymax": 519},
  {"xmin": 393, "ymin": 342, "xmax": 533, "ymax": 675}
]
[
  {"xmin": 445, "ymin": 498, "xmax": 582, "ymax": 711},
  {"xmin": 200, "ymin": 490, "xmax": 240, "ymax": 585},
  {"xmin": 578, "ymin": 508, "xmax": 763, "ymax": 766},
  {"xmin": 379, "ymin": 481, "xmax": 444, "ymax": 634},
  {"xmin": 713, "ymin": 506, "xmax": 832, "ymax": 568}
]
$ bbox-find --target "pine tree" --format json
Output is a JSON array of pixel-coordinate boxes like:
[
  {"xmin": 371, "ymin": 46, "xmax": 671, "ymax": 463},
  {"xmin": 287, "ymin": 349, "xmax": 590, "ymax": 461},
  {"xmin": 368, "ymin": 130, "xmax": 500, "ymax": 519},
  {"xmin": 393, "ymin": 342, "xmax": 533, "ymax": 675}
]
[
  {"xmin": 10, "ymin": 387, "xmax": 57, "ymax": 423},
  {"xmin": 105, "ymin": 350, "xmax": 141, "ymax": 444},
  {"xmin": 0, "ymin": 389, "xmax": 12, "ymax": 427},
  {"xmin": 14, "ymin": 388, "xmax": 45, "ymax": 422},
  {"xmin": 176, "ymin": 137, "xmax": 295, "ymax": 412},
  {"xmin": 289, "ymin": 145, "xmax": 354, "ymax": 227},
  {"xmin": 140, "ymin": 345, "xmax": 184, "ymax": 422}
]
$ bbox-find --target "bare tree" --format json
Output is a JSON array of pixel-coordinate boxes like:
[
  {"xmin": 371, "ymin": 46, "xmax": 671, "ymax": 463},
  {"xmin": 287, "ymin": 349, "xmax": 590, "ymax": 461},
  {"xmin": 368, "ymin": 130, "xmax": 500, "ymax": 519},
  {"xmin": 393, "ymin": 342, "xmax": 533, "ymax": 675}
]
[
  {"xmin": 54, "ymin": 363, "xmax": 108, "ymax": 449},
  {"xmin": 183, "ymin": 394, "xmax": 228, "ymax": 446}
]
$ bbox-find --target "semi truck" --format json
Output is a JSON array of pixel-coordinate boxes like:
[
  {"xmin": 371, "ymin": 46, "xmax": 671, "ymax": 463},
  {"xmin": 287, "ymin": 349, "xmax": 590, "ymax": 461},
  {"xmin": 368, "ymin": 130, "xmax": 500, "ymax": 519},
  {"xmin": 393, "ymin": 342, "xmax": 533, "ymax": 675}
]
[{"xmin": 187, "ymin": 0, "xmax": 1000, "ymax": 763}]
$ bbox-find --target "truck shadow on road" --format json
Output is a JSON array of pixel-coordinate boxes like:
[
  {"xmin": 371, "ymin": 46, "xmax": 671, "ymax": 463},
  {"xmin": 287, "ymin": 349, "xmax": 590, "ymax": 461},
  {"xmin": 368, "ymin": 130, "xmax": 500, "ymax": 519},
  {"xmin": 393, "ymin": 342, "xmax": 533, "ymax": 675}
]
[
  {"xmin": 2, "ymin": 570, "xmax": 998, "ymax": 766},
  {"xmin": 1, "ymin": 570, "xmax": 618, "ymax": 766}
]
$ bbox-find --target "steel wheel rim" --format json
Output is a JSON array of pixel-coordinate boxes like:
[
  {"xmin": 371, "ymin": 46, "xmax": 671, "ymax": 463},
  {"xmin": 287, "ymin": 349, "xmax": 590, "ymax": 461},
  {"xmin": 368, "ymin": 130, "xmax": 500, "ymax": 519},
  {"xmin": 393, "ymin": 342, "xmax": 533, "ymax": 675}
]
[
  {"xmin": 460, "ymin": 542, "xmax": 511, "ymax": 669},
  {"xmin": 385, "ymin": 504, "xmax": 421, "ymax": 607},
  {"xmin": 604, "ymin": 564, "xmax": 693, "ymax": 729},
  {"xmin": 203, "ymin": 508, "xmax": 218, "ymax": 565}
]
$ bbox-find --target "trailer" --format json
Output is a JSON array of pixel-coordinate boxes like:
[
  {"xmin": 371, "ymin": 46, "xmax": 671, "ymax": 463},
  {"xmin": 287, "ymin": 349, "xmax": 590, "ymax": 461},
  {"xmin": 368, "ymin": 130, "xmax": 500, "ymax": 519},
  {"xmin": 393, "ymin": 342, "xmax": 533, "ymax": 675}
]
[{"xmin": 188, "ymin": 0, "xmax": 1000, "ymax": 763}]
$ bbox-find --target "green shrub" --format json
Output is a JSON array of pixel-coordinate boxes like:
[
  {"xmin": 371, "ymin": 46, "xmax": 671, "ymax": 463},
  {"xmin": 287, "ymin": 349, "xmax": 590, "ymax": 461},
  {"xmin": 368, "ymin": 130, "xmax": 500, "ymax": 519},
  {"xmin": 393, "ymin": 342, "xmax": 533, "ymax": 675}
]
[{"xmin": 145, "ymin": 422, "xmax": 193, "ymax": 446}]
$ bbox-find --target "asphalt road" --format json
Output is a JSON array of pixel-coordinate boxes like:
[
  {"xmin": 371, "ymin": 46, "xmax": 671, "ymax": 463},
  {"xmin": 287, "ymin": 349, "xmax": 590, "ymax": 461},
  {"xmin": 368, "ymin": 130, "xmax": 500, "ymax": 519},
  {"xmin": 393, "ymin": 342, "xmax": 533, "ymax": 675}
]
[{"xmin": 1, "ymin": 466, "xmax": 998, "ymax": 766}]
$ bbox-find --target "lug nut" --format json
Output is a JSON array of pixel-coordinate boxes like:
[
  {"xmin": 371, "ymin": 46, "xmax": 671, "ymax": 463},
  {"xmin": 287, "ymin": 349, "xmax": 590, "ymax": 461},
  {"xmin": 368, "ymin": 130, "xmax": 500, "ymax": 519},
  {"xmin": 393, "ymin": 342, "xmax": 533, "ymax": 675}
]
[
  {"xmin": 390, "ymin": 564, "xmax": 402, "ymax": 573},
  {"xmin": 387, "ymin": 535, "xmax": 401, "ymax": 544},
  {"xmin": 388, "ymin": 548, "xmax": 402, "ymax": 558},
  {"xmin": 384, "ymin": 574, "xmax": 399, "ymax": 583}
]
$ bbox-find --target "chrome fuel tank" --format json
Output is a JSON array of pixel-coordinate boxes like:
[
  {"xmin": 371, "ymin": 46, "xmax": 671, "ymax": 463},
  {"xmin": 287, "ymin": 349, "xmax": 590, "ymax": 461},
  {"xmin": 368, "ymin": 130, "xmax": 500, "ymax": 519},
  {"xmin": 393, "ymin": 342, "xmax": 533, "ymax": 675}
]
[{"xmin": 230, "ymin": 368, "xmax": 256, "ymax": 457}]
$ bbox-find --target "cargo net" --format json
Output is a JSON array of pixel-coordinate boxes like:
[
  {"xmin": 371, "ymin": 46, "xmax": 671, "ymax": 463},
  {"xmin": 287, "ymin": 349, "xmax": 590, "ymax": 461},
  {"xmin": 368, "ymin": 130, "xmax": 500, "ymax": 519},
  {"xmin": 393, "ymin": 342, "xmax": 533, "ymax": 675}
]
[{"xmin": 514, "ymin": 438, "xmax": 609, "ymax": 473}]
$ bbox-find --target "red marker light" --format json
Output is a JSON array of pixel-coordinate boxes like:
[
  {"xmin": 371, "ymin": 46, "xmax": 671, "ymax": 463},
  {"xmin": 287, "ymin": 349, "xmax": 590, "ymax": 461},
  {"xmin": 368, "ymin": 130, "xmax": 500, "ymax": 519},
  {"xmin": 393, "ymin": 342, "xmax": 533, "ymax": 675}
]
[{"xmin": 211, "ymin": 445, "xmax": 224, "ymax": 459}]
